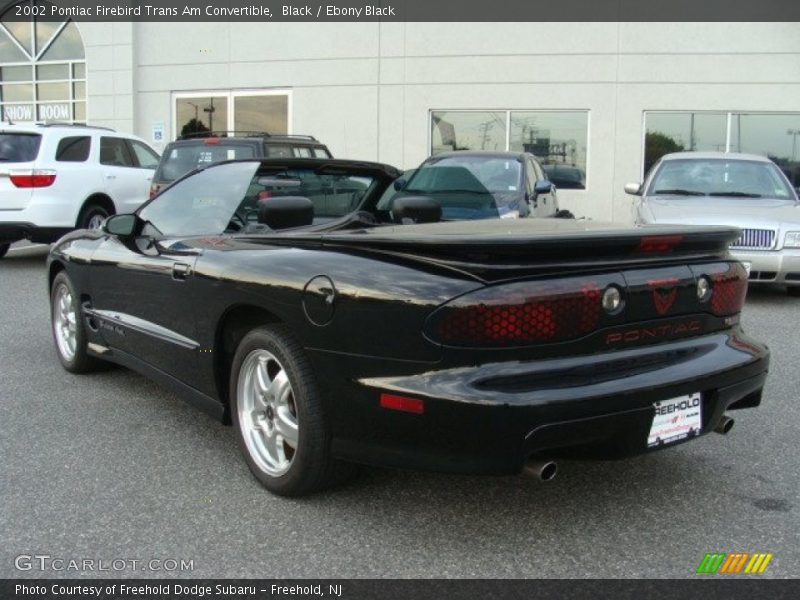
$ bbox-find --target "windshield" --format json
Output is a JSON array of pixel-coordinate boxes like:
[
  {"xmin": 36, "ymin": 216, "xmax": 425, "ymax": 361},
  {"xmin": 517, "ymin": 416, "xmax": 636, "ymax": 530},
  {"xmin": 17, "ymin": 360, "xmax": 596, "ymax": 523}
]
[
  {"xmin": 154, "ymin": 142, "xmax": 258, "ymax": 183},
  {"xmin": 648, "ymin": 158, "xmax": 795, "ymax": 199},
  {"xmin": 0, "ymin": 133, "xmax": 42, "ymax": 162},
  {"xmin": 400, "ymin": 155, "xmax": 523, "ymax": 219},
  {"xmin": 140, "ymin": 161, "xmax": 378, "ymax": 237}
]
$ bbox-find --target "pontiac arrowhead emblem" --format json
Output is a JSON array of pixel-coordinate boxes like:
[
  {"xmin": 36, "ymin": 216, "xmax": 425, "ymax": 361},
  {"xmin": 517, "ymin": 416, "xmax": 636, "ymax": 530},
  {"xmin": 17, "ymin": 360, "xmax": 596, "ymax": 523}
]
[{"xmin": 648, "ymin": 278, "xmax": 680, "ymax": 315}]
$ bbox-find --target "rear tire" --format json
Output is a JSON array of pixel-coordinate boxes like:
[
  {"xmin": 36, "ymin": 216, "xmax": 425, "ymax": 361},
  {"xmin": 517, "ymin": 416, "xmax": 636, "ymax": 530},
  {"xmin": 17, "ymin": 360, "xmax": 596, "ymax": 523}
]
[
  {"xmin": 0, "ymin": 243, "xmax": 9, "ymax": 259},
  {"xmin": 50, "ymin": 271, "xmax": 101, "ymax": 373},
  {"xmin": 230, "ymin": 324, "xmax": 353, "ymax": 496},
  {"xmin": 788, "ymin": 286, "xmax": 800, "ymax": 297},
  {"xmin": 78, "ymin": 203, "xmax": 111, "ymax": 230}
]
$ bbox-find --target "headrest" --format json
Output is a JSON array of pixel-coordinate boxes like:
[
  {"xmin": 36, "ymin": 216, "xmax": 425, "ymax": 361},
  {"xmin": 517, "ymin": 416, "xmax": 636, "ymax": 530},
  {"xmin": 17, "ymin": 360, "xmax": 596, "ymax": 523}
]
[
  {"xmin": 257, "ymin": 196, "xmax": 314, "ymax": 230},
  {"xmin": 392, "ymin": 196, "xmax": 442, "ymax": 224}
]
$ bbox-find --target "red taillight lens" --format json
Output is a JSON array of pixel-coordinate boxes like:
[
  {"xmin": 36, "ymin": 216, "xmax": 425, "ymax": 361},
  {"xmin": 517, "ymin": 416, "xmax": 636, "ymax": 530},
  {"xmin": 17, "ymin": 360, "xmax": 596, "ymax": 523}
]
[
  {"xmin": 427, "ymin": 278, "xmax": 607, "ymax": 347},
  {"xmin": 710, "ymin": 263, "xmax": 748, "ymax": 317},
  {"xmin": 9, "ymin": 169, "xmax": 56, "ymax": 188},
  {"xmin": 204, "ymin": 137, "xmax": 221, "ymax": 145}
]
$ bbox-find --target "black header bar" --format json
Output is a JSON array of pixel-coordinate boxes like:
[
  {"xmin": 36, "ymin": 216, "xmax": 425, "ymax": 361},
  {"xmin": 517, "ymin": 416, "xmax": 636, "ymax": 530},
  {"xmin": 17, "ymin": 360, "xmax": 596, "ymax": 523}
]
[{"xmin": 1, "ymin": 0, "xmax": 800, "ymax": 22}]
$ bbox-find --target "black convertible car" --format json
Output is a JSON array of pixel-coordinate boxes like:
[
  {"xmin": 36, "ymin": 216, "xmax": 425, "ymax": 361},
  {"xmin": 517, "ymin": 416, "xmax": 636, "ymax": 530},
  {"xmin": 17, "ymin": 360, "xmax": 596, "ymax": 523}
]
[{"xmin": 47, "ymin": 158, "xmax": 769, "ymax": 496}]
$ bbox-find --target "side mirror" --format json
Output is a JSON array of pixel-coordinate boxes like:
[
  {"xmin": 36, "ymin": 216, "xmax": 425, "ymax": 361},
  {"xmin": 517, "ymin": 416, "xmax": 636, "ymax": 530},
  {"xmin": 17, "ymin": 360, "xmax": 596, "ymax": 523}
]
[
  {"xmin": 624, "ymin": 182, "xmax": 643, "ymax": 196},
  {"xmin": 534, "ymin": 180, "xmax": 553, "ymax": 195},
  {"xmin": 393, "ymin": 178, "xmax": 407, "ymax": 191},
  {"xmin": 103, "ymin": 214, "xmax": 140, "ymax": 238}
]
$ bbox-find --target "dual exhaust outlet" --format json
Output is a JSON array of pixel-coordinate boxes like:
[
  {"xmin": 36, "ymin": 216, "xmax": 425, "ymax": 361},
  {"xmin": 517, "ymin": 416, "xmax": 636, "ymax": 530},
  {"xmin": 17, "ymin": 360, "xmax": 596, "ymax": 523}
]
[{"xmin": 523, "ymin": 414, "xmax": 735, "ymax": 482}]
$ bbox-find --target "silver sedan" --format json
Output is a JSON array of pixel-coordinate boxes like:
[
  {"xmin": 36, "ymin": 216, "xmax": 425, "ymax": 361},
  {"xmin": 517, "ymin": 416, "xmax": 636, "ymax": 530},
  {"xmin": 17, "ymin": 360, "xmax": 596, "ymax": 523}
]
[{"xmin": 626, "ymin": 151, "xmax": 800, "ymax": 296}]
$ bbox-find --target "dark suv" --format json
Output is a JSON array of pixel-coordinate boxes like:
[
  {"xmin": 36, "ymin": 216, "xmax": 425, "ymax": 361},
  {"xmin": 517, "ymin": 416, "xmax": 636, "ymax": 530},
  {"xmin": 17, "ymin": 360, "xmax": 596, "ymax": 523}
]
[{"xmin": 150, "ymin": 132, "xmax": 332, "ymax": 197}]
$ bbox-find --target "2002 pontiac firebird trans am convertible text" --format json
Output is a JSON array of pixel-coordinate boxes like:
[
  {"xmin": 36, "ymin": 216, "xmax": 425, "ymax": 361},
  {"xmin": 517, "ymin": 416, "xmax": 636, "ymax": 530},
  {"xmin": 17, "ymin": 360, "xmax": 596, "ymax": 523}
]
[{"xmin": 47, "ymin": 158, "xmax": 770, "ymax": 496}]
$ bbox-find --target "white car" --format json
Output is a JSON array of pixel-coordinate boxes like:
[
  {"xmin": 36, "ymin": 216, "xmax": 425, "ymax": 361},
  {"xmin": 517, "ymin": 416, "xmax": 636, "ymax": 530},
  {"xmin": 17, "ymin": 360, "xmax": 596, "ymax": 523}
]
[{"xmin": 0, "ymin": 123, "xmax": 160, "ymax": 258}]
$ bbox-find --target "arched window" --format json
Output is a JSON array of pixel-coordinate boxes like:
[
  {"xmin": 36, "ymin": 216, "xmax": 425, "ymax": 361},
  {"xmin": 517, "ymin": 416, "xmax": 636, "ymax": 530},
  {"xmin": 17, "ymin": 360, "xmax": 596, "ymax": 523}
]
[{"xmin": 0, "ymin": 1, "xmax": 86, "ymax": 124}]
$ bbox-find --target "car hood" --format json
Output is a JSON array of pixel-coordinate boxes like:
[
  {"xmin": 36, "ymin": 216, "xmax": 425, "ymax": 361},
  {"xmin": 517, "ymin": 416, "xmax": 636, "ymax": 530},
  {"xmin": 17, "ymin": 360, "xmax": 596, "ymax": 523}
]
[{"xmin": 643, "ymin": 196, "xmax": 800, "ymax": 228}]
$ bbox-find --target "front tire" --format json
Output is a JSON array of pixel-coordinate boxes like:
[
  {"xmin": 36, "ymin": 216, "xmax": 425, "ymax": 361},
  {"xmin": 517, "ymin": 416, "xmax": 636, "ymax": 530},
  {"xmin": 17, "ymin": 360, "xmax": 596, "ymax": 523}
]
[
  {"xmin": 50, "ymin": 272, "xmax": 100, "ymax": 373},
  {"xmin": 0, "ymin": 243, "xmax": 9, "ymax": 259},
  {"xmin": 230, "ymin": 324, "xmax": 351, "ymax": 496}
]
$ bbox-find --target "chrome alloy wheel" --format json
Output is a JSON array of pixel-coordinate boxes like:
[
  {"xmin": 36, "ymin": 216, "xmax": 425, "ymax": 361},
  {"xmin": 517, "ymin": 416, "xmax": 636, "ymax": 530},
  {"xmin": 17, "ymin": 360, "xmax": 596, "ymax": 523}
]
[
  {"xmin": 87, "ymin": 214, "xmax": 106, "ymax": 230},
  {"xmin": 236, "ymin": 349, "xmax": 299, "ymax": 477},
  {"xmin": 53, "ymin": 284, "xmax": 78, "ymax": 362}
]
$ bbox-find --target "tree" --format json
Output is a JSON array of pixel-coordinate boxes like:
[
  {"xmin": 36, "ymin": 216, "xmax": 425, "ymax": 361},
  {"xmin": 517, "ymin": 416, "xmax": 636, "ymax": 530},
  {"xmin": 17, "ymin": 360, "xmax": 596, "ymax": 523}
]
[
  {"xmin": 180, "ymin": 118, "xmax": 210, "ymax": 138},
  {"xmin": 645, "ymin": 132, "xmax": 685, "ymax": 174}
]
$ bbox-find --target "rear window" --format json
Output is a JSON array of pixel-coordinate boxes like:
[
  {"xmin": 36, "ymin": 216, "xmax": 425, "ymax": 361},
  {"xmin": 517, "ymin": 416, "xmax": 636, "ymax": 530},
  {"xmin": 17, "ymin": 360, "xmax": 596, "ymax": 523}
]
[
  {"xmin": 0, "ymin": 133, "xmax": 42, "ymax": 162},
  {"xmin": 313, "ymin": 147, "xmax": 332, "ymax": 158},
  {"xmin": 154, "ymin": 143, "xmax": 257, "ymax": 183},
  {"xmin": 56, "ymin": 136, "xmax": 91, "ymax": 162}
]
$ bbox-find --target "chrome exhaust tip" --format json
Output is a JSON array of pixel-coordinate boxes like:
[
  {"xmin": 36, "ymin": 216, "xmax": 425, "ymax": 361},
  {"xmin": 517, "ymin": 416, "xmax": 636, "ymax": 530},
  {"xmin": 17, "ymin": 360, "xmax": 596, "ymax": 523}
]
[
  {"xmin": 523, "ymin": 459, "xmax": 558, "ymax": 482},
  {"xmin": 714, "ymin": 415, "xmax": 735, "ymax": 435}
]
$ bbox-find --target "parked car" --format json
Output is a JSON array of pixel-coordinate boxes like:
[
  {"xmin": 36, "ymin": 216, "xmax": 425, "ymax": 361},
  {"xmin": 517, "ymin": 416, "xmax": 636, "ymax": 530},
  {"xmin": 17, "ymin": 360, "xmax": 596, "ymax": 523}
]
[
  {"xmin": 379, "ymin": 151, "xmax": 562, "ymax": 220},
  {"xmin": 543, "ymin": 164, "xmax": 586, "ymax": 190},
  {"xmin": 149, "ymin": 131, "xmax": 332, "ymax": 198},
  {"xmin": 626, "ymin": 151, "xmax": 800, "ymax": 296},
  {"xmin": 47, "ymin": 158, "xmax": 768, "ymax": 496},
  {"xmin": 0, "ymin": 123, "xmax": 160, "ymax": 258}
]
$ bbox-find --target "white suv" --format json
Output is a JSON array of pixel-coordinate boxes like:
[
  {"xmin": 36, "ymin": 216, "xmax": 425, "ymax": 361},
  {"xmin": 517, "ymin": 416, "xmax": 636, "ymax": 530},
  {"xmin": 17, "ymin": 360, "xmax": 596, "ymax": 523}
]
[{"xmin": 0, "ymin": 124, "xmax": 160, "ymax": 258}]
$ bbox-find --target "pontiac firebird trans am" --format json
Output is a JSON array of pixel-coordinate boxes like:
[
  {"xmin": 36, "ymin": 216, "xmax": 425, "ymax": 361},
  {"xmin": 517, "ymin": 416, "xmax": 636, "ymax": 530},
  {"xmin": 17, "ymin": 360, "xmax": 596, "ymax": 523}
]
[{"xmin": 47, "ymin": 158, "xmax": 770, "ymax": 496}]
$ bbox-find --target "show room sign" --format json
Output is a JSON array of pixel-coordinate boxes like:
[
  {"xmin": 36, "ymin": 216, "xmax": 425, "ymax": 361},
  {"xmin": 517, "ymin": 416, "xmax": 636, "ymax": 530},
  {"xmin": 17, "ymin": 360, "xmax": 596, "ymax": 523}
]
[{"xmin": 3, "ymin": 103, "xmax": 71, "ymax": 122}]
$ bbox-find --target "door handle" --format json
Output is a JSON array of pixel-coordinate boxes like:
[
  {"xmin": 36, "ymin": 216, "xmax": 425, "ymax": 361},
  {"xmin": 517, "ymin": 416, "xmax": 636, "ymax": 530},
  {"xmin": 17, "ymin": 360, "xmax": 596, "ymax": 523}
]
[
  {"xmin": 105, "ymin": 174, "xmax": 116, "ymax": 179},
  {"xmin": 172, "ymin": 262, "xmax": 191, "ymax": 281}
]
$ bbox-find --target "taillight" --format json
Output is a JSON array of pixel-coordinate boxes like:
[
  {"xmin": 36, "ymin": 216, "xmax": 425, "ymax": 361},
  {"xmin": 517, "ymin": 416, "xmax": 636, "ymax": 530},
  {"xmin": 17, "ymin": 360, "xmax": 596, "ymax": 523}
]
[
  {"xmin": 709, "ymin": 263, "xmax": 748, "ymax": 317},
  {"xmin": 426, "ymin": 277, "xmax": 607, "ymax": 347},
  {"xmin": 204, "ymin": 137, "xmax": 221, "ymax": 145},
  {"xmin": 9, "ymin": 169, "xmax": 56, "ymax": 188}
]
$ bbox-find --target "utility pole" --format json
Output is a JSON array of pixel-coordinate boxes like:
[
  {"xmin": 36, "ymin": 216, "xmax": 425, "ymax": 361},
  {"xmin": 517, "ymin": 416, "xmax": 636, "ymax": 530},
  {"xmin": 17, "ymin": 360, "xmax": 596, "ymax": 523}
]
[
  {"xmin": 788, "ymin": 128, "xmax": 800, "ymax": 162},
  {"xmin": 204, "ymin": 98, "xmax": 216, "ymax": 131}
]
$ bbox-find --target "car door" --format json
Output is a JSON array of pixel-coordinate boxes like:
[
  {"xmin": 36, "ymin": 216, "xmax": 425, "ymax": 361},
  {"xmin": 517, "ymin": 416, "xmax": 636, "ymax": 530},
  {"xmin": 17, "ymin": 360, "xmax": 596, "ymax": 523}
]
[
  {"xmin": 99, "ymin": 136, "xmax": 148, "ymax": 214},
  {"xmin": 88, "ymin": 234, "xmax": 200, "ymax": 381}
]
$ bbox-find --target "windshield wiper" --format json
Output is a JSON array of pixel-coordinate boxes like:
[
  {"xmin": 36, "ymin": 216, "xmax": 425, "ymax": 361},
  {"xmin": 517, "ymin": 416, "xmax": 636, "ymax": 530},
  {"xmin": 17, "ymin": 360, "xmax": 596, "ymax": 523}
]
[
  {"xmin": 653, "ymin": 189, "xmax": 706, "ymax": 196},
  {"xmin": 407, "ymin": 189, "xmax": 489, "ymax": 195},
  {"xmin": 708, "ymin": 191, "xmax": 762, "ymax": 198}
]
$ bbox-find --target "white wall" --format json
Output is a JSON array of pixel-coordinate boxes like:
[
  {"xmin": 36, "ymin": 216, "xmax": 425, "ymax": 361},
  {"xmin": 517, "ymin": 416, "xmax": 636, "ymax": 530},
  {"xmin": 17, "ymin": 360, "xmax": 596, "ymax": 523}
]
[{"xmin": 78, "ymin": 21, "xmax": 800, "ymax": 222}]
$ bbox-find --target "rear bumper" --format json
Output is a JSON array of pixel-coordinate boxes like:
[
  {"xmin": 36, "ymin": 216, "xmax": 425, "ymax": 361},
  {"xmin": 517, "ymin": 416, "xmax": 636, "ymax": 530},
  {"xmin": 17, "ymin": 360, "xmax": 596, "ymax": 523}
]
[
  {"xmin": 0, "ymin": 222, "xmax": 70, "ymax": 243},
  {"xmin": 318, "ymin": 328, "xmax": 769, "ymax": 474},
  {"xmin": 731, "ymin": 248, "xmax": 800, "ymax": 285}
]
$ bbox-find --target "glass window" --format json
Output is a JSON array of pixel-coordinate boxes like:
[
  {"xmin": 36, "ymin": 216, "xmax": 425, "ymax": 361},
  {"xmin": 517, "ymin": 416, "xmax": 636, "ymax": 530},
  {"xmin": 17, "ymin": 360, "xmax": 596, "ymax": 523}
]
[
  {"xmin": 264, "ymin": 145, "xmax": 293, "ymax": 158},
  {"xmin": 129, "ymin": 141, "xmax": 160, "ymax": 169},
  {"xmin": 647, "ymin": 158, "xmax": 794, "ymax": 200},
  {"xmin": 140, "ymin": 162, "xmax": 262, "ymax": 238},
  {"xmin": 154, "ymin": 143, "xmax": 257, "ymax": 183},
  {"xmin": 293, "ymin": 147, "xmax": 313, "ymax": 158},
  {"xmin": 509, "ymin": 111, "xmax": 588, "ymax": 189},
  {"xmin": 233, "ymin": 95, "xmax": 288, "ymax": 134},
  {"xmin": 1, "ymin": 65, "xmax": 32, "ymax": 82},
  {"xmin": 644, "ymin": 112, "xmax": 728, "ymax": 173},
  {"xmin": 56, "ymin": 136, "xmax": 90, "ymax": 162},
  {"xmin": 313, "ymin": 147, "xmax": 331, "ymax": 158},
  {"xmin": 36, "ymin": 63, "xmax": 69, "ymax": 81},
  {"xmin": 0, "ymin": 10, "xmax": 86, "ymax": 124},
  {"xmin": 100, "ymin": 137, "xmax": 135, "ymax": 167},
  {"xmin": 175, "ymin": 96, "xmax": 228, "ymax": 137},
  {"xmin": 431, "ymin": 111, "xmax": 507, "ymax": 154},
  {"xmin": 0, "ymin": 83, "xmax": 33, "ymax": 102},
  {"xmin": 730, "ymin": 113, "xmax": 800, "ymax": 189},
  {"xmin": 403, "ymin": 154, "xmax": 524, "ymax": 220},
  {"xmin": 0, "ymin": 133, "xmax": 41, "ymax": 162}
]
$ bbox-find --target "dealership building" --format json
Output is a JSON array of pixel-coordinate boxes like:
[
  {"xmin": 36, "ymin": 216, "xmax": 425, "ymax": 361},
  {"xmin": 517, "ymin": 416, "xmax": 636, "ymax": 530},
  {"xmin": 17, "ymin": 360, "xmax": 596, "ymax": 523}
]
[{"xmin": 1, "ymin": 16, "xmax": 799, "ymax": 221}]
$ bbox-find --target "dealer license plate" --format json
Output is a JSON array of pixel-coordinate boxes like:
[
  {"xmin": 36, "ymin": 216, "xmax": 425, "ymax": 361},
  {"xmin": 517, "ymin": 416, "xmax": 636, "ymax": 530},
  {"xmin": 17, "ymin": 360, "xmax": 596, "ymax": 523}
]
[{"xmin": 647, "ymin": 394, "xmax": 702, "ymax": 448}]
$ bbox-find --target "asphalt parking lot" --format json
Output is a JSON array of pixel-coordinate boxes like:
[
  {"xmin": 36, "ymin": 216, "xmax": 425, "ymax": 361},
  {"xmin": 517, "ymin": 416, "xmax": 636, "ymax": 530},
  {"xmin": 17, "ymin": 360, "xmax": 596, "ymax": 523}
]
[{"xmin": 1, "ymin": 242, "xmax": 798, "ymax": 579}]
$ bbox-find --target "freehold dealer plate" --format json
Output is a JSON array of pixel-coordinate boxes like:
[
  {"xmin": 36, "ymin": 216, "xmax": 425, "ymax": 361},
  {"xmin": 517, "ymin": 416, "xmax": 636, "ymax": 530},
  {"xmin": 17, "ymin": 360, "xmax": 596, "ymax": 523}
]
[{"xmin": 648, "ymin": 393, "xmax": 702, "ymax": 447}]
